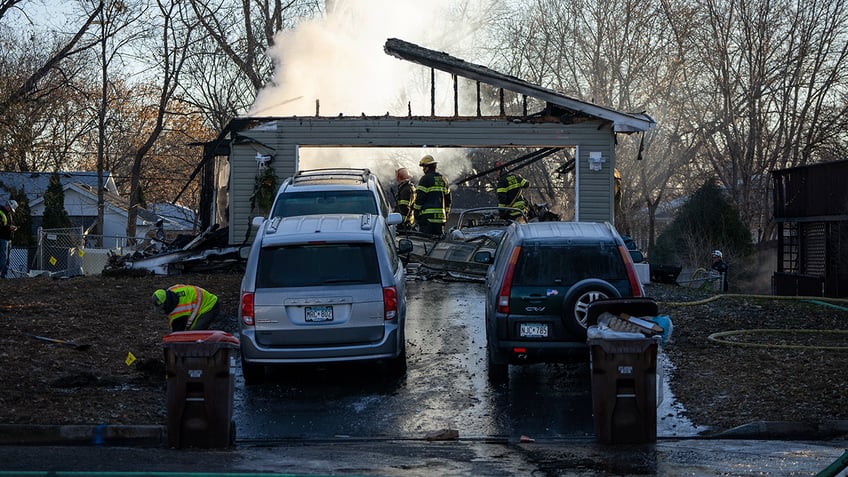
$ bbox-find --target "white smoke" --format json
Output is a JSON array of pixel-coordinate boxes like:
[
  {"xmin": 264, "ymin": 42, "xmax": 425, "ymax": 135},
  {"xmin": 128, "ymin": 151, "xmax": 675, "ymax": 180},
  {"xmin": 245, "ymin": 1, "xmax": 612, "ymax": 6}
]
[{"xmin": 248, "ymin": 0, "xmax": 500, "ymax": 186}]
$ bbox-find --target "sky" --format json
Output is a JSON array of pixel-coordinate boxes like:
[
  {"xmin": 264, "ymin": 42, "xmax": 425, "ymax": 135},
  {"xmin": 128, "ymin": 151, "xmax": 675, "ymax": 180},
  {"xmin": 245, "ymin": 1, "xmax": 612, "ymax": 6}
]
[{"xmin": 248, "ymin": 0, "xmax": 500, "ymax": 182}]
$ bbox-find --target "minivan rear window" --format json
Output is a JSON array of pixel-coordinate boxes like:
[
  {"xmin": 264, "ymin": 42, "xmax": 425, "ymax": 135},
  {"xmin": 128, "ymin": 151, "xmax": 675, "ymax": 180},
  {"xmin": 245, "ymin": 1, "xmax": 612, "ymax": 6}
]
[
  {"xmin": 271, "ymin": 191, "xmax": 378, "ymax": 218},
  {"xmin": 256, "ymin": 243, "xmax": 380, "ymax": 287},
  {"xmin": 512, "ymin": 242, "xmax": 626, "ymax": 286}
]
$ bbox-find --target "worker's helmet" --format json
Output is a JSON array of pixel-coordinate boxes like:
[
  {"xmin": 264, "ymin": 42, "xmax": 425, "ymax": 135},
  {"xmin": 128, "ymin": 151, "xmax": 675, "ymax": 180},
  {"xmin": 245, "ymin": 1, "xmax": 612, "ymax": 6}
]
[
  {"xmin": 419, "ymin": 155, "xmax": 436, "ymax": 167},
  {"xmin": 712, "ymin": 250, "xmax": 723, "ymax": 258},
  {"xmin": 495, "ymin": 161, "xmax": 504, "ymax": 170},
  {"xmin": 6, "ymin": 199, "xmax": 17, "ymax": 212},
  {"xmin": 152, "ymin": 289, "xmax": 167, "ymax": 311},
  {"xmin": 396, "ymin": 167, "xmax": 412, "ymax": 181}
]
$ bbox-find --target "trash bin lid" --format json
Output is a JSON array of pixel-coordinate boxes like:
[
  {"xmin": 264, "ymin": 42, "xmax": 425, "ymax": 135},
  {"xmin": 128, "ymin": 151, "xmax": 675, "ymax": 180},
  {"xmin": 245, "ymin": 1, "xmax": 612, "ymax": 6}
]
[{"xmin": 163, "ymin": 330, "xmax": 240, "ymax": 345}]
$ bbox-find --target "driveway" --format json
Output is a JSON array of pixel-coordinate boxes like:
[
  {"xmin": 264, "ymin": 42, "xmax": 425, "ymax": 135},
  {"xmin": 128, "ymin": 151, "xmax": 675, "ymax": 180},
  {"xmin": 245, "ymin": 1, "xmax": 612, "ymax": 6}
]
[{"xmin": 232, "ymin": 279, "xmax": 699, "ymax": 441}]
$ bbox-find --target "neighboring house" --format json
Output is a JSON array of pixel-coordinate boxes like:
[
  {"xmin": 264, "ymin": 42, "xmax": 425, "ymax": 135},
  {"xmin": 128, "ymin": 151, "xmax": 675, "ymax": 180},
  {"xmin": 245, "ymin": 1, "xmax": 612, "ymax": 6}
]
[
  {"xmin": 147, "ymin": 201, "xmax": 197, "ymax": 234},
  {"xmin": 28, "ymin": 182, "xmax": 155, "ymax": 245},
  {"xmin": 772, "ymin": 160, "xmax": 848, "ymax": 298},
  {"xmin": 0, "ymin": 171, "xmax": 194, "ymax": 245},
  {"xmin": 0, "ymin": 170, "xmax": 120, "ymax": 203}
]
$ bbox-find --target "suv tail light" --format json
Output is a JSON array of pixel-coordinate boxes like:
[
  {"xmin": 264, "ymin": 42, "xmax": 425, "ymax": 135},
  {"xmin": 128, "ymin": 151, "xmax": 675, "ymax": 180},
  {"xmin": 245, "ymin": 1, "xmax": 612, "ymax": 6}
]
[
  {"xmin": 618, "ymin": 245, "xmax": 644, "ymax": 297},
  {"xmin": 497, "ymin": 247, "xmax": 522, "ymax": 314},
  {"xmin": 241, "ymin": 291, "xmax": 255, "ymax": 326},
  {"xmin": 383, "ymin": 286, "xmax": 398, "ymax": 320}
]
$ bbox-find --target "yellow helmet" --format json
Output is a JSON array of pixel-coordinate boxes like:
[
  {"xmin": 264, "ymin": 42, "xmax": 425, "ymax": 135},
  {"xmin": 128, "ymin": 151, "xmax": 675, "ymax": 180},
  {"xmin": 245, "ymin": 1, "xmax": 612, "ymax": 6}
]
[
  {"xmin": 152, "ymin": 289, "xmax": 167, "ymax": 307},
  {"xmin": 419, "ymin": 155, "xmax": 436, "ymax": 167}
]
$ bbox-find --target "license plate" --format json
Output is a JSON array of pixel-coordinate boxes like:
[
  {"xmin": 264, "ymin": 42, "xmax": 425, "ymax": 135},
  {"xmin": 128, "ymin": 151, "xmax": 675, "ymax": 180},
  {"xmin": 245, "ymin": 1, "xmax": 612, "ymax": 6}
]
[
  {"xmin": 305, "ymin": 306, "xmax": 333, "ymax": 322},
  {"xmin": 520, "ymin": 323, "xmax": 548, "ymax": 338}
]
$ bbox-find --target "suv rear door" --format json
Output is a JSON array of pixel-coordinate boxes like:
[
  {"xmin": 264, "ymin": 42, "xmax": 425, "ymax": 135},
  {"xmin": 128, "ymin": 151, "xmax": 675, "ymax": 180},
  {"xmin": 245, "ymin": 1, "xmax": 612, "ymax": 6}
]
[{"xmin": 252, "ymin": 242, "xmax": 386, "ymax": 346}]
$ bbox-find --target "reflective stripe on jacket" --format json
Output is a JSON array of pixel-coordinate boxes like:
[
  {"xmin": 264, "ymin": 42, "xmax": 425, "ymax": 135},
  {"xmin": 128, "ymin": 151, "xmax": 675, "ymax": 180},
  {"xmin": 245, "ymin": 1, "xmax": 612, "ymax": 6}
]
[
  {"xmin": 497, "ymin": 173, "xmax": 529, "ymax": 217},
  {"xmin": 395, "ymin": 180, "xmax": 416, "ymax": 226},
  {"xmin": 167, "ymin": 285, "xmax": 218, "ymax": 330},
  {"xmin": 414, "ymin": 171, "xmax": 451, "ymax": 224}
]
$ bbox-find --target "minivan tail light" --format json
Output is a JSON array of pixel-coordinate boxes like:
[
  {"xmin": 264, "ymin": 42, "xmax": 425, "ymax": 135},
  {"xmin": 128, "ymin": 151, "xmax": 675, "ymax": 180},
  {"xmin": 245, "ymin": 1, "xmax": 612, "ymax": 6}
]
[
  {"xmin": 618, "ymin": 245, "xmax": 644, "ymax": 297},
  {"xmin": 241, "ymin": 291, "xmax": 255, "ymax": 326},
  {"xmin": 497, "ymin": 247, "xmax": 522, "ymax": 314},
  {"xmin": 383, "ymin": 286, "xmax": 398, "ymax": 320}
]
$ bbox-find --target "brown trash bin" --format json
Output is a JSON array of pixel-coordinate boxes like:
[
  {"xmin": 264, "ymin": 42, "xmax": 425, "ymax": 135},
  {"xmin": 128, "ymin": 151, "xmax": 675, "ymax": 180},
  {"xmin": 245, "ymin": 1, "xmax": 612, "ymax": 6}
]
[
  {"xmin": 588, "ymin": 337, "xmax": 658, "ymax": 444},
  {"xmin": 163, "ymin": 330, "xmax": 240, "ymax": 449}
]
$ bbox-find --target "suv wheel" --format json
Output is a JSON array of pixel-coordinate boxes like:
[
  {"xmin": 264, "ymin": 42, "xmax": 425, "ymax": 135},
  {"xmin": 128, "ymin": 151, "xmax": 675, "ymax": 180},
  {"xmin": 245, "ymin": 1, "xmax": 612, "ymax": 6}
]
[
  {"xmin": 561, "ymin": 279, "xmax": 621, "ymax": 340},
  {"xmin": 487, "ymin": 346, "xmax": 509, "ymax": 383},
  {"xmin": 241, "ymin": 359, "xmax": 265, "ymax": 385}
]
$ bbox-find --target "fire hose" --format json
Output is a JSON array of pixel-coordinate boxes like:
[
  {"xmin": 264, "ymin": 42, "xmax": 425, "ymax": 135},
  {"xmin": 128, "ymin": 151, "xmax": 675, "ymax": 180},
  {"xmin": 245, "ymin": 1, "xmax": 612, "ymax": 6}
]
[{"xmin": 659, "ymin": 293, "xmax": 848, "ymax": 351}]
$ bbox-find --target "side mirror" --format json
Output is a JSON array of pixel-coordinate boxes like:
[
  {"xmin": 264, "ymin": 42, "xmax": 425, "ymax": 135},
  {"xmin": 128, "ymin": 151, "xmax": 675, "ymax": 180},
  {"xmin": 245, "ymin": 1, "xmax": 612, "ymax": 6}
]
[
  {"xmin": 238, "ymin": 245, "xmax": 252, "ymax": 260},
  {"xmin": 473, "ymin": 250, "xmax": 493, "ymax": 264},
  {"xmin": 386, "ymin": 212, "xmax": 403, "ymax": 226},
  {"xmin": 397, "ymin": 238, "xmax": 413, "ymax": 254},
  {"xmin": 251, "ymin": 216, "xmax": 266, "ymax": 229},
  {"xmin": 630, "ymin": 250, "xmax": 644, "ymax": 264}
]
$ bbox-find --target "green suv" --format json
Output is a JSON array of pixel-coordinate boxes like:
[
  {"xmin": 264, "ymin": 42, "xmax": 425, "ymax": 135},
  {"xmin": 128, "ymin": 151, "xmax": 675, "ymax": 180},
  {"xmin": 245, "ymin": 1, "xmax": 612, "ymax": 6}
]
[{"xmin": 478, "ymin": 221, "xmax": 645, "ymax": 382}]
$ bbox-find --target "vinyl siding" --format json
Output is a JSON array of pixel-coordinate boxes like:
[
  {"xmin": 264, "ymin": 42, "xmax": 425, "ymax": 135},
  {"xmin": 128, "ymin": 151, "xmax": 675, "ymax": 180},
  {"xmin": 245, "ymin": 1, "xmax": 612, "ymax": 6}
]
[{"xmin": 228, "ymin": 118, "xmax": 618, "ymax": 244}]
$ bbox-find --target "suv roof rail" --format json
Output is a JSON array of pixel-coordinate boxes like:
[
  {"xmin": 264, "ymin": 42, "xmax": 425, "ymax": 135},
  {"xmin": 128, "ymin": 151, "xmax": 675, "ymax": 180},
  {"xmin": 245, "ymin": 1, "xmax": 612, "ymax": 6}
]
[{"xmin": 291, "ymin": 168, "xmax": 372, "ymax": 184}]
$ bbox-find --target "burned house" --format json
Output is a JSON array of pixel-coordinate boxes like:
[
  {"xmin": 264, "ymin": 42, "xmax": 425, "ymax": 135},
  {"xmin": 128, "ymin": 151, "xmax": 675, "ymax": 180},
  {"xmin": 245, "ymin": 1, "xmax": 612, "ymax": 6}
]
[
  {"xmin": 772, "ymin": 159, "xmax": 848, "ymax": 297},
  {"xmin": 202, "ymin": 39, "xmax": 655, "ymax": 247}
]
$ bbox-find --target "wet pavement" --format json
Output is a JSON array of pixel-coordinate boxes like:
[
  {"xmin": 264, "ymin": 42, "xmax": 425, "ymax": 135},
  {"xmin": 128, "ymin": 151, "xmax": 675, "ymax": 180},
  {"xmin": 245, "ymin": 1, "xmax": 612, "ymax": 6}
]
[
  {"xmin": 1, "ymin": 279, "xmax": 846, "ymax": 476},
  {"xmin": 233, "ymin": 279, "xmax": 703, "ymax": 442},
  {"xmin": 1, "ymin": 436, "xmax": 847, "ymax": 476}
]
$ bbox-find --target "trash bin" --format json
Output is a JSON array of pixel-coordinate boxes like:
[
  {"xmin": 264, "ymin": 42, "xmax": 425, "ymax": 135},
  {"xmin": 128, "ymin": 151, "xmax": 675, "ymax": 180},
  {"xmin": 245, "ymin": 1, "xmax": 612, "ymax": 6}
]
[
  {"xmin": 163, "ymin": 330, "xmax": 240, "ymax": 449},
  {"xmin": 586, "ymin": 298, "xmax": 660, "ymax": 444}
]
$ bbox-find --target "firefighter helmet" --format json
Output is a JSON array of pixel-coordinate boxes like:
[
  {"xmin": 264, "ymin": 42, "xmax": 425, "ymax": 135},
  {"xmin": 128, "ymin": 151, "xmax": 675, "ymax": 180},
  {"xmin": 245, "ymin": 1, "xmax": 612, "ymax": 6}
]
[
  {"xmin": 6, "ymin": 199, "xmax": 17, "ymax": 212},
  {"xmin": 419, "ymin": 155, "xmax": 436, "ymax": 167},
  {"xmin": 152, "ymin": 289, "xmax": 167, "ymax": 307},
  {"xmin": 712, "ymin": 250, "xmax": 723, "ymax": 258}
]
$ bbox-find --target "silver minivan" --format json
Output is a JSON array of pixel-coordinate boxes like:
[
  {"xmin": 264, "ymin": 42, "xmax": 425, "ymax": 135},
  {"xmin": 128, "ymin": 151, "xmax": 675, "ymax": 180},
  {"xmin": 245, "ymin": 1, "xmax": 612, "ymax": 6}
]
[{"xmin": 239, "ymin": 213, "xmax": 412, "ymax": 383}]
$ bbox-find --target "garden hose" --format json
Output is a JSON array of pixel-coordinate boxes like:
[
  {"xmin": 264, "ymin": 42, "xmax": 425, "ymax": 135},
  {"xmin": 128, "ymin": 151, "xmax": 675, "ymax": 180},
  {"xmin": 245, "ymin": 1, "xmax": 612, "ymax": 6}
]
[
  {"xmin": 658, "ymin": 293, "xmax": 848, "ymax": 351},
  {"xmin": 816, "ymin": 449, "xmax": 848, "ymax": 477},
  {"xmin": 707, "ymin": 329, "xmax": 848, "ymax": 351},
  {"xmin": 660, "ymin": 293, "xmax": 848, "ymax": 308}
]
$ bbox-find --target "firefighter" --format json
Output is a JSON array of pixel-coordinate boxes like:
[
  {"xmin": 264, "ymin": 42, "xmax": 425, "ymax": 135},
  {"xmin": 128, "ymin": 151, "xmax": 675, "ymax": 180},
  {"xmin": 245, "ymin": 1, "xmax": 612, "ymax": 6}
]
[
  {"xmin": 414, "ymin": 155, "xmax": 451, "ymax": 237},
  {"xmin": 152, "ymin": 284, "xmax": 221, "ymax": 332},
  {"xmin": 495, "ymin": 161, "xmax": 529, "ymax": 220},
  {"xmin": 711, "ymin": 250, "xmax": 729, "ymax": 292},
  {"xmin": 394, "ymin": 167, "xmax": 416, "ymax": 230},
  {"xmin": 0, "ymin": 199, "xmax": 18, "ymax": 279}
]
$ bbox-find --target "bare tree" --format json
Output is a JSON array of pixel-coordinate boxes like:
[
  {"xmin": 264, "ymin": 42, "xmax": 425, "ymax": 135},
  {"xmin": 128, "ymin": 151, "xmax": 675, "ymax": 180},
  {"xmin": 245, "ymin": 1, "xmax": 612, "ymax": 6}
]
[
  {"xmin": 0, "ymin": 1, "xmax": 103, "ymax": 113},
  {"xmin": 492, "ymin": 0, "xmax": 696, "ymax": 248},
  {"xmin": 673, "ymin": 0, "xmax": 848, "ymax": 242},
  {"xmin": 88, "ymin": 0, "xmax": 144, "ymax": 241},
  {"xmin": 179, "ymin": 0, "xmax": 321, "ymax": 127},
  {"xmin": 124, "ymin": 0, "xmax": 199, "ymax": 240}
]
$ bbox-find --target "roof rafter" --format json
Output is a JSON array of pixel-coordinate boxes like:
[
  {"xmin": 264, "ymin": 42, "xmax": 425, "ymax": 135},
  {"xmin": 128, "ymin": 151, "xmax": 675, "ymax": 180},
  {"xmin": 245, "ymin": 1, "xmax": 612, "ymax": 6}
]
[{"xmin": 384, "ymin": 38, "xmax": 655, "ymax": 134}]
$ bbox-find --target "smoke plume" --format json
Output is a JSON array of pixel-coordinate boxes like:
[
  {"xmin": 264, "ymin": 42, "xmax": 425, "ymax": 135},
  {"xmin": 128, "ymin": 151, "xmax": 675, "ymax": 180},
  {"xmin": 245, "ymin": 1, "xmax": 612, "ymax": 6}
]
[{"xmin": 248, "ymin": 0, "xmax": 499, "ymax": 185}]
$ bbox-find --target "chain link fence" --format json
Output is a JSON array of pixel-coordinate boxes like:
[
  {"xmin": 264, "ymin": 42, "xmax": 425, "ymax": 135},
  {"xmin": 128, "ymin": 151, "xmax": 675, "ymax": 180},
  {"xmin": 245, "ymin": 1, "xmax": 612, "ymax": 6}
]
[{"xmin": 6, "ymin": 227, "xmax": 128, "ymax": 279}]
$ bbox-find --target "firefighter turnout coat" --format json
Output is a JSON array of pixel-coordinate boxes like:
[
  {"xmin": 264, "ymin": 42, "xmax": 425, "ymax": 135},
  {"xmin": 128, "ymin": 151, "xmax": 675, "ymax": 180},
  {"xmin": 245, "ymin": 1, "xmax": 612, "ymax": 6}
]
[{"xmin": 414, "ymin": 170, "xmax": 451, "ymax": 225}]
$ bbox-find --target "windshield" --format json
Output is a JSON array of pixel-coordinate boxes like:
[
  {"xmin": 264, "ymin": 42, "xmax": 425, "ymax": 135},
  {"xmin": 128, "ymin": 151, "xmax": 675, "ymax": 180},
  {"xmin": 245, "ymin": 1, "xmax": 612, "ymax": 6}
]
[{"xmin": 271, "ymin": 191, "xmax": 378, "ymax": 218}]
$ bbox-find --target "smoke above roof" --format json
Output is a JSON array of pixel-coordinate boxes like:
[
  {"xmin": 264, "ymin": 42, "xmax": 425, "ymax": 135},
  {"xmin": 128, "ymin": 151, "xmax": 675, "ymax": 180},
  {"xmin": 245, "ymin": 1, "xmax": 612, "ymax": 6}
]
[{"xmin": 248, "ymin": 0, "xmax": 499, "ymax": 184}]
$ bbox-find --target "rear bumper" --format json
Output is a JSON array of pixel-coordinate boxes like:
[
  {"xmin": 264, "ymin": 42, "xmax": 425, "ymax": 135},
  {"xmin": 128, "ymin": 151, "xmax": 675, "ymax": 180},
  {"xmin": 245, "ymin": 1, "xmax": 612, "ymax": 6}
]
[
  {"xmin": 491, "ymin": 339, "xmax": 589, "ymax": 364},
  {"xmin": 240, "ymin": 324, "xmax": 402, "ymax": 364}
]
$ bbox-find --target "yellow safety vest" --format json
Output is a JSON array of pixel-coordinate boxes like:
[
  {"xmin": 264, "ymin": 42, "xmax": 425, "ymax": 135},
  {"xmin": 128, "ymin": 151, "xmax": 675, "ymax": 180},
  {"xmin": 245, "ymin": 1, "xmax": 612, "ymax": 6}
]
[{"xmin": 167, "ymin": 284, "xmax": 218, "ymax": 330}]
